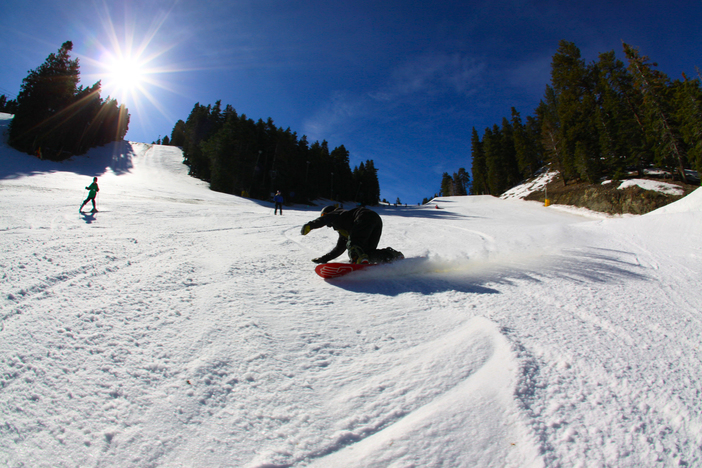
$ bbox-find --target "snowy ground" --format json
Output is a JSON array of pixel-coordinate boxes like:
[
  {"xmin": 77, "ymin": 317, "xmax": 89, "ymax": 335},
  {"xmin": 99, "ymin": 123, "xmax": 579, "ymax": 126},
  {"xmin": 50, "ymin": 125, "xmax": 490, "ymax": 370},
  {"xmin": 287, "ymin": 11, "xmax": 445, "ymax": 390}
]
[{"xmin": 1, "ymin": 113, "xmax": 701, "ymax": 467}]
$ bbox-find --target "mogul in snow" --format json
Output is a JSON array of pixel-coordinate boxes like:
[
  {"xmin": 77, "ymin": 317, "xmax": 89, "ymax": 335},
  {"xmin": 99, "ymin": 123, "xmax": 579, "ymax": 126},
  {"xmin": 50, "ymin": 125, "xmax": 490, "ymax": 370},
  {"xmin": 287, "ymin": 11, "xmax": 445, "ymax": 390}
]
[
  {"xmin": 80, "ymin": 177, "xmax": 100, "ymax": 212},
  {"xmin": 301, "ymin": 205, "xmax": 403, "ymax": 265}
]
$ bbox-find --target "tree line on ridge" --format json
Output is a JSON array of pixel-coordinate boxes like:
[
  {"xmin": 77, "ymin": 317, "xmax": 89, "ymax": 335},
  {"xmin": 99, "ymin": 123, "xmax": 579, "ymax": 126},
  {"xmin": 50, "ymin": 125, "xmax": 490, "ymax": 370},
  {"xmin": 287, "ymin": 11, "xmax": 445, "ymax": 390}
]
[
  {"xmin": 165, "ymin": 101, "xmax": 381, "ymax": 205},
  {"xmin": 448, "ymin": 40, "xmax": 702, "ymax": 197}
]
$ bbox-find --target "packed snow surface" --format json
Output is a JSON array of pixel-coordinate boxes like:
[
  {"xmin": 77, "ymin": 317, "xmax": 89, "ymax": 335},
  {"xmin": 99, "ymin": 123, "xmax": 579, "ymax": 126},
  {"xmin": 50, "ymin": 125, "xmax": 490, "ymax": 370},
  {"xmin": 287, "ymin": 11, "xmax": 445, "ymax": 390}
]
[{"xmin": 1, "ymin": 113, "xmax": 701, "ymax": 467}]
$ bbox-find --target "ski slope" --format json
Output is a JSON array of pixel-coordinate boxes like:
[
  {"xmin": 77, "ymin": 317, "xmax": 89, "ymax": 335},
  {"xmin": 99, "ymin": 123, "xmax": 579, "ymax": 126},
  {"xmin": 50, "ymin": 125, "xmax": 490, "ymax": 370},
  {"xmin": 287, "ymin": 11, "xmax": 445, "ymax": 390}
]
[{"xmin": 1, "ymin": 113, "xmax": 701, "ymax": 467}]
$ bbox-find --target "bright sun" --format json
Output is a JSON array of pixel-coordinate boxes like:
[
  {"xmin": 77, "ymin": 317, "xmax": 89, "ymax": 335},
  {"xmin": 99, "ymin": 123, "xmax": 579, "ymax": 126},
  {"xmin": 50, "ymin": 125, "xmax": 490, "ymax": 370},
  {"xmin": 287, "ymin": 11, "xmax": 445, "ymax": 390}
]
[
  {"xmin": 82, "ymin": 3, "xmax": 180, "ymax": 124},
  {"xmin": 104, "ymin": 56, "xmax": 146, "ymax": 97},
  {"xmin": 111, "ymin": 58, "xmax": 144, "ymax": 88}
]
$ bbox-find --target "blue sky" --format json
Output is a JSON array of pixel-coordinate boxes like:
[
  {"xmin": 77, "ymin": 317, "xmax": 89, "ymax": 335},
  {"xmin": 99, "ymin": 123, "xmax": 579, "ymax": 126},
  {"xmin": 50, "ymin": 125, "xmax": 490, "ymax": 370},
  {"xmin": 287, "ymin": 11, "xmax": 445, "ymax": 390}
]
[{"xmin": 1, "ymin": 0, "xmax": 701, "ymax": 203}]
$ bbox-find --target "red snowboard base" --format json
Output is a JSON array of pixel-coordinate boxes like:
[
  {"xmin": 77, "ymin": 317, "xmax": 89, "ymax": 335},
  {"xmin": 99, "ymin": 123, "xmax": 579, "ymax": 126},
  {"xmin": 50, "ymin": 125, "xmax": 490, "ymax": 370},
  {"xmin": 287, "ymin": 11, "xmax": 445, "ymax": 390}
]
[{"xmin": 315, "ymin": 262, "xmax": 376, "ymax": 279}]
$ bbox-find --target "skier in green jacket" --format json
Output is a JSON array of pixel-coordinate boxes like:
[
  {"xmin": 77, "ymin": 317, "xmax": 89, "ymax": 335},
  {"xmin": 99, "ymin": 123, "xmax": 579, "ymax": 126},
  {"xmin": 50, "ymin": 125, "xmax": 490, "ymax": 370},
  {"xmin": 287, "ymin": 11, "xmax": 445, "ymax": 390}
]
[{"xmin": 80, "ymin": 177, "xmax": 100, "ymax": 212}]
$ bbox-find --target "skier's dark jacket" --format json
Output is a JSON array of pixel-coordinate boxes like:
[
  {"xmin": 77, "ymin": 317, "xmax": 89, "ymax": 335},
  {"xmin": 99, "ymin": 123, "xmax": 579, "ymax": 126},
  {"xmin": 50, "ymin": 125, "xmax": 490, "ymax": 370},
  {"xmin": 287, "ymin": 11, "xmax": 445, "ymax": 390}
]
[{"xmin": 306, "ymin": 207, "xmax": 380, "ymax": 261}]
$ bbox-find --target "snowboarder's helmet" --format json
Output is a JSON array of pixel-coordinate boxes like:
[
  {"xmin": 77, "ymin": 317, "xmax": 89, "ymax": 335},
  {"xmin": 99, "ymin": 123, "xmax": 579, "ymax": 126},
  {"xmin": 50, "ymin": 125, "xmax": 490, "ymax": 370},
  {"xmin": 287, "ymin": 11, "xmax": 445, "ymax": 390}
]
[{"xmin": 321, "ymin": 205, "xmax": 336, "ymax": 217}]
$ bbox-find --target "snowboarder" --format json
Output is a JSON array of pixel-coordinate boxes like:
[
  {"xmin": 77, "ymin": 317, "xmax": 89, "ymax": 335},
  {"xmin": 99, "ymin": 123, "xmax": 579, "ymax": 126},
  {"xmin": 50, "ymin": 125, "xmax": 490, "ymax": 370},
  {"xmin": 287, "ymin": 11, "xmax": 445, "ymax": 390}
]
[
  {"xmin": 300, "ymin": 205, "xmax": 403, "ymax": 264},
  {"xmin": 80, "ymin": 177, "xmax": 99, "ymax": 212},
  {"xmin": 274, "ymin": 191, "xmax": 284, "ymax": 215}
]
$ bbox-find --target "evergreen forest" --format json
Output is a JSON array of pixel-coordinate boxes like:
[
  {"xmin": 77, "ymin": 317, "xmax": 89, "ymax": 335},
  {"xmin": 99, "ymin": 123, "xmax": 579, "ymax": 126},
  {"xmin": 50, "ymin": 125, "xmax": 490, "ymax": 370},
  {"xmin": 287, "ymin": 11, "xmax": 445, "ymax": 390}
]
[
  {"xmin": 0, "ymin": 94, "xmax": 18, "ymax": 114},
  {"xmin": 466, "ymin": 41, "xmax": 702, "ymax": 196},
  {"xmin": 168, "ymin": 102, "xmax": 381, "ymax": 205},
  {"xmin": 8, "ymin": 41, "xmax": 129, "ymax": 161}
]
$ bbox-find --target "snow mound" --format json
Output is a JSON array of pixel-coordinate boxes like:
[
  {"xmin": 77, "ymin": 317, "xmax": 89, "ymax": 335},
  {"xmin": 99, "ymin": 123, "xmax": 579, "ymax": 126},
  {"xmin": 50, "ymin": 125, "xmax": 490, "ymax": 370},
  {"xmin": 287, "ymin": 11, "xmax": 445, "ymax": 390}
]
[{"xmin": 649, "ymin": 186, "xmax": 702, "ymax": 214}]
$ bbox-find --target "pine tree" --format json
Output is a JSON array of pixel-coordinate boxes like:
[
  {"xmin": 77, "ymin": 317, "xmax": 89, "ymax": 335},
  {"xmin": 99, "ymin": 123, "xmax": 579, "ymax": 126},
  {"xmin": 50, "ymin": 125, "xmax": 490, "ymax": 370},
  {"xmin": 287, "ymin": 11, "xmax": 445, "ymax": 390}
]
[
  {"xmin": 484, "ymin": 125, "xmax": 506, "ymax": 194},
  {"xmin": 500, "ymin": 117, "xmax": 522, "ymax": 188},
  {"xmin": 550, "ymin": 40, "xmax": 602, "ymax": 183},
  {"xmin": 590, "ymin": 52, "xmax": 633, "ymax": 179},
  {"xmin": 470, "ymin": 127, "xmax": 488, "ymax": 194},
  {"xmin": 595, "ymin": 50, "xmax": 650, "ymax": 176},
  {"xmin": 574, "ymin": 90, "xmax": 603, "ymax": 184},
  {"xmin": 308, "ymin": 140, "xmax": 332, "ymax": 199},
  {"xmin": 331, "ymin": 145, "xmax": 354, "ymax": 200},
  {"xmin": 440, "ymin": 172, "xmax": 453, "ymax": 196},
  {"xmin": 351, "ymin": 160, "xmax": 380, "ymax": 205},
  {"xmin": 9, "ymin": 41, "xmax": 128, "ymax": 160},
  {"xmin": 623, "ymin": 43, "xmax": 688, "ymax": 183},
  {"xmin": 181, "ymin": 102, "xmax": 221, "ymax": 180},
  {"xmin": 10, "ymin": 41, "xmax": 80, "ymax": 157},
  {"xmin": 524, "ymin": 115, "xmax": 544, "ymax": 175},
  {"xmin": 170, "ymin": 120, "xmax": 186, "ymax": 147},
  {"xmin": 674, "ymin": 75, "xmax": 702, "ymax": 177},
  {"xmin": 361, "ymin": 160, "xmax": 380, "ymax": 205},
  {"xmin": 202, "ymin": 115, "xmax": 238, "ymax": 194},
  {"xmin": 511, "ymin": 108, "xmax": 540, "ymax": 178},
  {"xmin": 537, "ymin": 86, "xmax": 569, "ymax": 185},
  {"xmin": 452, "ymin": 168, "xmax": 470, "ymax": 195}
]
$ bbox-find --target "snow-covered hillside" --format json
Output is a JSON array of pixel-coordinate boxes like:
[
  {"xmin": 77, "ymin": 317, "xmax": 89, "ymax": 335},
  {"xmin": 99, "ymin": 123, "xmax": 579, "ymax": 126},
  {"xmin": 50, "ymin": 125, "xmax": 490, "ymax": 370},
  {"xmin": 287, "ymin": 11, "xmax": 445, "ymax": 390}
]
[{"xmin": 1, "ymin": 113, "xmax": 701, "ymax": 467}]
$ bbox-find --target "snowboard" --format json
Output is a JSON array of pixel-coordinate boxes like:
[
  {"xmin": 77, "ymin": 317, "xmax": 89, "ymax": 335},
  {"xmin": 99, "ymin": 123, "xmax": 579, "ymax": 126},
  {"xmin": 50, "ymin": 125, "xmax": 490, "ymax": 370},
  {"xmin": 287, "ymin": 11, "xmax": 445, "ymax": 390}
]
[
  {"xmin": 315, "ymin": 248, "xmax": 405, "ymax": 279},
  {"xmin": 315, "ymin": 262, "xmax": 376, "ymax": 279}
]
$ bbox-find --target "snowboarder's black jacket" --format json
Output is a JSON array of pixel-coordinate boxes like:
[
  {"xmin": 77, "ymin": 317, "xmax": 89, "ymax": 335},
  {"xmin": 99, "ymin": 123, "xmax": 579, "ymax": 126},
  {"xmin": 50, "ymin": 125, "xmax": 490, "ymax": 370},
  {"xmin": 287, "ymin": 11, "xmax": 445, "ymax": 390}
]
[{"xmin": 305, "ymin": 207, "xmax": 381, "ymax": 261}]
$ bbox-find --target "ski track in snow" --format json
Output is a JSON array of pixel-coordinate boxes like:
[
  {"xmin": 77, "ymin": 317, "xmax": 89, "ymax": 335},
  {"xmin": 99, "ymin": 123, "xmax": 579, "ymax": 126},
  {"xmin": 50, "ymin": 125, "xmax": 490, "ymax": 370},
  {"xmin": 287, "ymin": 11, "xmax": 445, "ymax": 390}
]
[{"xmin": 1, "ymin": 114, "xmax": 701, "ymax": 467}]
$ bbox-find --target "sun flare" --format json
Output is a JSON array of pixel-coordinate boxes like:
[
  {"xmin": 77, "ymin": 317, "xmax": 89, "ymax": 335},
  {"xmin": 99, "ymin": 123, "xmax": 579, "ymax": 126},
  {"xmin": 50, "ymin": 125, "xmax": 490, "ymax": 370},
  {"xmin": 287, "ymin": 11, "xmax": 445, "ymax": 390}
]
[
  {"xmin": 100, "ymin": 53, "xmax": 148, "ymax": 102},
  {"xmin": 79, "ymin": 1, "xmax": 187, "ymax": 134},
  {"xmin": 107, "ymin": 57, "xmax": 145, "ymax": 90}
]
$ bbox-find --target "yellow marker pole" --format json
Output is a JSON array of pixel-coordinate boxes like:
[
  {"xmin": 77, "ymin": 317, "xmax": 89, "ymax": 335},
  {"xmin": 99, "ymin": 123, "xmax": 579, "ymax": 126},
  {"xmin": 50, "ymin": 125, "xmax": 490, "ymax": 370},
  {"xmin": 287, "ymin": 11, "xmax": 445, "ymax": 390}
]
[{"xmin": 544, "ymin": 185, "xmax": 550, "ymax": 207}]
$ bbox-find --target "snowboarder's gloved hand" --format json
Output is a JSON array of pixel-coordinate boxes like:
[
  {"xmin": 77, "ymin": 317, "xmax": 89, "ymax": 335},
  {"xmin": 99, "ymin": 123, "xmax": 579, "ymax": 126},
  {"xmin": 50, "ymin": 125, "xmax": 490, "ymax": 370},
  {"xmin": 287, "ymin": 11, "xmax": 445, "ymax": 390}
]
[
  {"xmin": 301, "ymin": 224, "xmax": 311, "ymax": 235},
  {"xmin": 312, "ymin": 256, "xmax": 329, "ymax": 264}
]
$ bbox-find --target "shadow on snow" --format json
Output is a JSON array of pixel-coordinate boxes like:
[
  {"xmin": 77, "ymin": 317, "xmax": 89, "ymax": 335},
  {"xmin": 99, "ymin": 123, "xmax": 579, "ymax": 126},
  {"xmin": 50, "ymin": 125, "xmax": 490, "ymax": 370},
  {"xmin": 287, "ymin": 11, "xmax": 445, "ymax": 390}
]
[{"xmin": 0, "ymin": 120, "xmax": 137, "ymax": 180}]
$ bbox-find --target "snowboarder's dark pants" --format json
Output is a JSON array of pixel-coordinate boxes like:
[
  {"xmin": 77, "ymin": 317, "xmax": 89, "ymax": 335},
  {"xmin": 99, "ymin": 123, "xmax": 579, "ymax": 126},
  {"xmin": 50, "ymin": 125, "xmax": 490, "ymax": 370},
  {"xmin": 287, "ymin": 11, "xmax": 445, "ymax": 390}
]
[
  {"xmin": 81, "ymin": 196, "xmax": 96, "ymax": 210},
  {"xmin": 275, "ymin": 203, "xmax": 283, "ymax": 215},
  {"xmin": 347, "ymin": 210, "xmax": 382, "ymax": 256}
]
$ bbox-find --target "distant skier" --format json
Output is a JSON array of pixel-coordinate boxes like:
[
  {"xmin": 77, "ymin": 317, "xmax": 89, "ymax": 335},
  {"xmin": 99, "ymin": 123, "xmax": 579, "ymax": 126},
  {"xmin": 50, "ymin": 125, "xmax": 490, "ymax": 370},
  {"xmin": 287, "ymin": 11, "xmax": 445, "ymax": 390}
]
[
  {"xmin": 80, "ymin": 177, "xmax": 99, "ymax": 212},
  {"xmin": 274, "ymin": 191, "xmax": 284, "ymax": 215},
  {"xmin": 301, "ymin": 205, "xmax": 403, "ymax": 264}
]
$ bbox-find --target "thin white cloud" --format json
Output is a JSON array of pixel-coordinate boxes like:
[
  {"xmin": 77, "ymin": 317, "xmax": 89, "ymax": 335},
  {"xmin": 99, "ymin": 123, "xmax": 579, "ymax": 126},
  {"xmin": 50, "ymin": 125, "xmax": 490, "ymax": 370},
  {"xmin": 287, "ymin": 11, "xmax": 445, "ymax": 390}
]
[
  {"xmin": 371, "ymin": 52, "xmax": 485, "ymax": 102},
  {"xmin": 304, "ymin": 52, "xmax": 485, "ymax": 141},
  {"xmin": 302, "ymin": 90, "xmax": 373, "ymax": 142}
]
